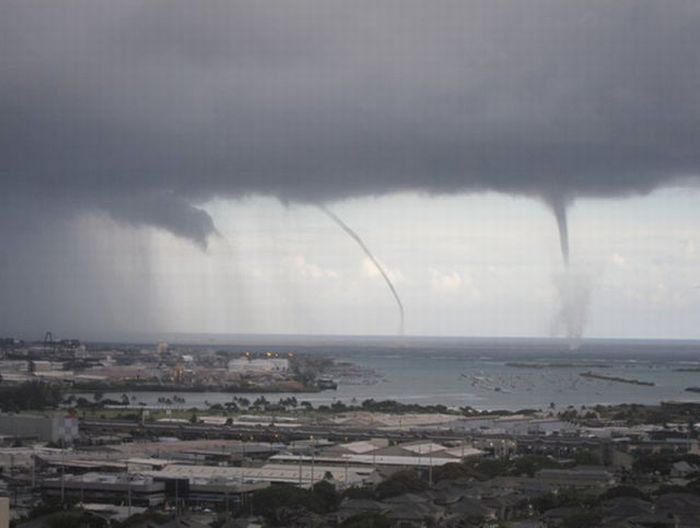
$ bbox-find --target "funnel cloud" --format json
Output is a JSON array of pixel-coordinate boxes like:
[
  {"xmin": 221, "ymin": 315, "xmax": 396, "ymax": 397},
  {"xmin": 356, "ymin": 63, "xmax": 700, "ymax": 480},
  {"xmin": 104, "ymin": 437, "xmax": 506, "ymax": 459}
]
[
  {"xmin": 547, "ymin": 199, "xmax": 571, "ymax": 267},
  {"xmin": 545, "ymin": 196, "xmax": 590, "ymax": 348},
  {"xmin": 320, "ymin": 207, "xmax": 405, "ymax": 335},
  {"xmin": 1, "ymin": 1, "xmax": 700, "ymax": 338},
  {"xmin": 2, "ymin": 1, "xmax": 700, "ymax": 247}
]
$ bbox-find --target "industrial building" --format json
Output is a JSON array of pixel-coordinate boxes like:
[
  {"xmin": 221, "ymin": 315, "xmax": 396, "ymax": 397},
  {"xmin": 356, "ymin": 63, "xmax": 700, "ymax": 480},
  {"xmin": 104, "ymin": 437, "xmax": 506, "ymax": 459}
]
[
  {"xmin": 145, "ymin": 462, "xmax": 376, "ymax": 488},
  {"xmin": 0, "ymin": 414, "xmax": 79, "ymax": 444},
  {"xmin": 0, "ymin": 497, "xmax": 8, "ymax": 528},
  {"xmin": 227, "ymin": 356, "xmax": 289, "ymax": 374},
  {"xmin": 41, "ymin": 473, "xmax": 166, "ymax": 506}
]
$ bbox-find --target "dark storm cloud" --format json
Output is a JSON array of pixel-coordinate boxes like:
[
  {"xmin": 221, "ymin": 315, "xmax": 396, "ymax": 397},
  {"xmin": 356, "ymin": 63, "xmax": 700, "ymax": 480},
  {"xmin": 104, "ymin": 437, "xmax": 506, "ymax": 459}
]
[
  {"xmin": 100, "ymin": 193, "xmax": 218, "ymax": 250},
  {"xmin": 2, "ymin": 0, "xmax": 700, "ymax": 245}
]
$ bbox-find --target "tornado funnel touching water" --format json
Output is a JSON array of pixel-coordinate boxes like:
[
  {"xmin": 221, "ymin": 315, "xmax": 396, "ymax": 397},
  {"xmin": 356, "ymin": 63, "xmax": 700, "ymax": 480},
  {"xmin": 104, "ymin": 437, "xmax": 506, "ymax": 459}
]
[
  {"xmin": 319, "ymin": 206, "xmax": 405, "ymax": 335},
  {"xmin": 553, "ymin": 270, "xmax": 593, "ymax": 351},
  {"xmin": 545, "ymin": 197, "xmax": 592, "ymax": 351}
]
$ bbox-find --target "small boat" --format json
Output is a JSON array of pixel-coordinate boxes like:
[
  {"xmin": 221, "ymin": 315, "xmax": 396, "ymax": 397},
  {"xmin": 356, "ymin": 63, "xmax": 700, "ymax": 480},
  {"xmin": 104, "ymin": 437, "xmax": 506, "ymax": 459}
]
[{"xmin": 317, "ymin": 378, "xmax": 338, "ymax": 390}]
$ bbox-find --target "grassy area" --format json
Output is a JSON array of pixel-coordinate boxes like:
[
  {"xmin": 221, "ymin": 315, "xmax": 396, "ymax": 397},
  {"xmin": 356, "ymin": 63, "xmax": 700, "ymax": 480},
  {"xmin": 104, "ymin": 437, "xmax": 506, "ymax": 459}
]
[{"xmin": 71, "ymin": 404, "xmax": 335, "ymax": 423}]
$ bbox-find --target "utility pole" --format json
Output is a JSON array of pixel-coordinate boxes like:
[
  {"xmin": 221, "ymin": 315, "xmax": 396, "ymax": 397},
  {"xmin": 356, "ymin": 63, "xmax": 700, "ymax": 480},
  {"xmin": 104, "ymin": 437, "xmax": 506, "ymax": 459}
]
[
  {"xmin": 310, "ymin": 453, "xmax": 315, "ymax": 485},
  {"xmin": 60, "ymin": 438, "xmax": 65, "ymax": 504},
  {"xmin": 310, "ymin": 436, "xmax": 315, "ymax": 486},
  {"xmin": 428, "ymin": 450, "xmax": 433, "ymax": 486},
  {"xmin": 298, "ymin": 455, "xmax": 302, "ymax": 486},
  {"xmin": 127, "ymin": 474, "xmax": 132, "ymax": 517}
]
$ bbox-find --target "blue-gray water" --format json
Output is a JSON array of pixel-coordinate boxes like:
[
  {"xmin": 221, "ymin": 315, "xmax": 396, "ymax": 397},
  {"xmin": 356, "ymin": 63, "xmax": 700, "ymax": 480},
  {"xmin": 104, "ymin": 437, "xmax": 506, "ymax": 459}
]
[{"xmin": 96, "ymin": 337, "xmax": 700, "ymax": 412}]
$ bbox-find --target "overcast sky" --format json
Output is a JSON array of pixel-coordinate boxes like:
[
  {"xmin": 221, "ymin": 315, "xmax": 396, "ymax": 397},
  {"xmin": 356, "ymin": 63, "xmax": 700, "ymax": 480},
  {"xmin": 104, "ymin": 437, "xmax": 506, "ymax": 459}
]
[{"xmin": 1, "ymin": 1, "xmax": 699, "ymax": 340}]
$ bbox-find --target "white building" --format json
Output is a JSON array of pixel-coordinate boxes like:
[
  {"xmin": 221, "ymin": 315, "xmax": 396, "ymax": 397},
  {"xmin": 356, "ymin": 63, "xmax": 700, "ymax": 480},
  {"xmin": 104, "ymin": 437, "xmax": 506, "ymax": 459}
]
[
  {"xmin": 227, "ymin": 357, "xmax": 289, "ymax": 374},
  {"xmin": 146, "ymin": 462, "xmax": 373, "ymax": 488}
]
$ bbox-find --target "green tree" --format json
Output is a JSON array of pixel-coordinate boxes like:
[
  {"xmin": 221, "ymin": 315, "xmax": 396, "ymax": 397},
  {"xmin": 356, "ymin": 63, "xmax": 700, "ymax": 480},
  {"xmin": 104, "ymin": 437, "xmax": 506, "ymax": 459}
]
[
  {"xmin": 462, "ymin": 458, "xmax": 508, "ymax": 480},
  {"xmin": 510, "ymin": 455, "xmax": 563, "ymax": 477},
  {"xmin": 531, "ymin": 493, "xmax": 560, "ymax": 513},
  {"xmin": 432, "ymin": 462, "xmax": 479, "ymax": 482},
  {"xmin": 340, "ymin": 513, "xmax": 391, "ymax": 528},
  {"xmin": 47, "ymin": 512, "xmax": 107, "ymax": 528},
  {"xmin": 312, "ymin": 480, "xmax": 340, "ymax": 512},
  {"xmin": 251, "ymin": 484, "xmax": 312, "ymax": 524},
  {"xmin": 341, "ymin": 486, "xmax": 375, "ymax": 501},
  {"xmin": 597, "ymin": 485, "xmax": 650, "ymax": 503},
  {"xmin": 561, "ymin": 511, "xmax": 604, "ymax": 528},
  {"xmin": 685, "ymin": 478, "xmax": 700, "ymax": 495},
  {"xmin": 0, "ymin": 381, "xmax": 63, "ymax": 412},
  {"xmin": 573, "ymin": 449, "xmax": 601, "ymax": 466},
  {"xmin": 252, "ymin": 396, "xmax": 269, "ymax": 410},
  {"xmin": 633, "ymin": 452, "xmax": 674, "ymax": 475},
  {"xmin": 374, "ymin": 470, "xmax": 428, "ymax": 500}
]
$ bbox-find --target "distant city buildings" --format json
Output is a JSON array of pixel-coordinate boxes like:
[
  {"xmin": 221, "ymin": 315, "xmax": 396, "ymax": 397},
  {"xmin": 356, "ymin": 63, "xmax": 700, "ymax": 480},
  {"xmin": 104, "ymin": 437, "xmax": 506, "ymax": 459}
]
[
  {"xmin": 1, "ymin": 345, "xmax": 301, "ymax": 392},
  {"xmin": 227, "ymin": 356, "xmax": 289, "ymax": 374}
]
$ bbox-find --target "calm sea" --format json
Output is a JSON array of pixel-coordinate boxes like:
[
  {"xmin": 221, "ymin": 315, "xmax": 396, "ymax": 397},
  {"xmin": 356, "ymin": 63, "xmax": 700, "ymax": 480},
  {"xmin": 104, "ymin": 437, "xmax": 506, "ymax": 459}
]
[{"xmin": 97, "ymin": 336, "xmax": 700, "ymax": 412}]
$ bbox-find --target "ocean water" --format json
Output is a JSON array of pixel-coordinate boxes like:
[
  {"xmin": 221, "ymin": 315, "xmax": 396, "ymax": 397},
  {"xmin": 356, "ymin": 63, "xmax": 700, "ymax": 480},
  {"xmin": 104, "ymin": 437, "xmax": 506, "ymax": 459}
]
[{"xmin": 98, "ymin": 337, "xmax": 700, "ymax": 412}]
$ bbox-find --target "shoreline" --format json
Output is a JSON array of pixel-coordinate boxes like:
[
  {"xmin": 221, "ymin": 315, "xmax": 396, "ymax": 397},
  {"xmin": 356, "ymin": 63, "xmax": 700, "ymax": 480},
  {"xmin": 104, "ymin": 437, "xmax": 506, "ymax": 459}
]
[
  {"xmin": 66, "ymin": 382, "xmax": 321, "ymax": 394},
  {"xmin": 579, "ymin": 371, "xmax": 655, "ymax": 386}
]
